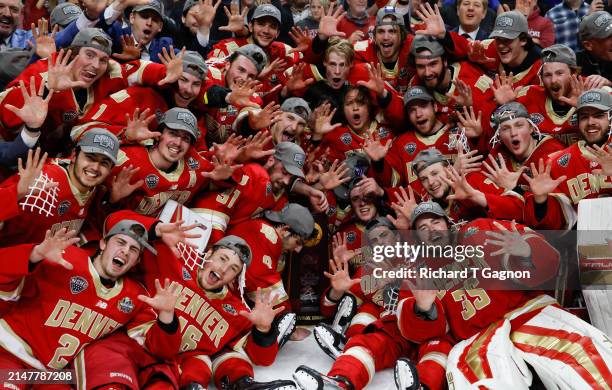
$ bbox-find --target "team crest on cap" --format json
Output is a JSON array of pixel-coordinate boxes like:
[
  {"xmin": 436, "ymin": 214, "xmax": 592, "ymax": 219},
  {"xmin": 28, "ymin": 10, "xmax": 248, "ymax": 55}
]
[
  {"xmin": 222, "ymin": 303, "xmax": 237, "ymax": 315},
  {"xmin": 594, "ymin": 13, "xmax": 612, "ymax": 27},
  {"xmin": 145, "ymin": 174, "xmax": 159, "ymax": 189},
  {"xmin": 557, "ymin": 153, "xmax": 570, "ymax": 167},
  {"xmin": 404, "ymin": 143, "xmax": 417, "ymax": 154},
  {"xmin": 176, "ymin": 112, "xmax": 196, "ymax": 128},
  {"xmin": 69, "ymin": 276, "xmax": 88, "ymax": 294},
  {"xmin": 63, "ymin": 110, "xmax": 78, "ymax": 122},
  {"xmin": 529, "ymin": 113, "xmax": 544, "ymax": 125},
  {"xmin": 93, "ymin": 134, "xmax": 116, "ymax": 150},
  {"xmin": 294, "ymin": 153, "xmax": 305, "ymax": 168},
  {"xmin": 346, "ymin": 231, "xmax": 356, "ymax": 243},
  {"xmin": 118, "ymin": 297, "xmax": 135, "ymax": 313},
  {"xmin": 497, "ymin": 16, "xmax": 514, "ymax": 27},
  {"xmin": 340, "ymin": 133, "xmax": 352, "ymax": 145},
  {"xmin": 58, "ymin": 200, "xmax": 71, "ymax": 216},
  {"xmin": 187, "ymin": 157, "xmax": 200, "ymax": 169},
  {"xmin": 408, "ymin": 87, "xmax": 425, "ymax": 96},
  {"xmin": 182, "ymin": 267, "xmax": 192, "ymax": 280},
  {"xmin": 581, "ymin": 91, "xmax": 602, "ymax": 104}
]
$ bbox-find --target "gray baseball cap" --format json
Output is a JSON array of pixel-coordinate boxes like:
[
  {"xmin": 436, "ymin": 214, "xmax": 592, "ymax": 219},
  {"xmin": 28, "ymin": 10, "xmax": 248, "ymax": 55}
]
[
  {"xmin": 541, "ymin": 44, "xmax": 576, "ymax": 67},
  {"xmin": 106, "ymin": 219, "xmax": 156, "ymax": 254},
  {"xmin": 160, "ymin": 107, "xmax": 200, "ymax": 142},
  {"xmin": 183, "ymin": 50, "xmax": 207, "ymax": 79},
  {"xmin": 334, "ymin": 153, "xmax": 370, "ymax": 201},
  {"xmin": 274, "ymin": 142, "xmax": 306, "ymax": 178},
  {"xmin": 489, "ymin": 11, "xmax": 528, "ymax": 40},
  {"xmin": 580, "ymin": 11, "xmax": 612, "ymax": 41},
  {"xmin": 410, "ymin": 35, "xmax": 444, "ymax": 58},
  {"xmin": 410, "ymin": 201, "xmax": 448, "ymax": 228},
  {"xmin": 376, "ymin": 6, "xmax": 405, "ymax": 27},
  {"xmin": 133, "ymin": 0, "xmax": 163, "ymax": 17},
  {"xmin": 50, "ymin": 3, "xmax": 82, "ymax": 27},
  {"xmin": 403, "ymin": 86, "xmax": 434, "ymax": 106},
  {"xmin": 0, "ymin": 48, "xmax": 33, "ymax": 86},
  {"xmin": 235, "ymin": 44, "xmax": 268, "ymax": 74},
  {"xmin": 71, "ymin": 28, "xmax": 113, "ymax": 56},
  {"xmin": 264, "ymin": 203, "xmax": 315, "ymax": 239},
  {"xmin": 577, "ymin": 89, "xmax": 612, "ymax": 111},
  {"xmin": 492, "ymin": 102, "xmax": 530, "ymax": 129},
  {"xmin": 280, "ymin": 97, "xmax": 311, "ymax": 122},
  {"xmin": 77, "ymin": 128, "xmax": 120, "ymax": 164},
  {"xmin": 365, "ymin": 216, "xmax": 395, "ymax": 238},
  {"xmin": 213, "ymin": 235, "xmax": 252, "ymax": 266},
  {"xmin": 183, "ymin": 0, "xmax": 198, "ymax": 13},
  {"xmin": 412, "ymin": 148, "xmax": 447, "ymax": 174},
  {"xmin": 252, "ymin": 4, "xmax": 282, "ymax": 24}
]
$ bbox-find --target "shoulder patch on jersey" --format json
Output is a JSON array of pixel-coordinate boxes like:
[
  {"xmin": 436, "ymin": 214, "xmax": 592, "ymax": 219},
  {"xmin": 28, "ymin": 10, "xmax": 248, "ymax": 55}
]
[
  {"xmin": 463, "ymin": 226, "xmax": 479, "ymax": 239},
  {"xmin": 377, "ymin": 127, "xmax": 389, "ymax": 138},
  {"xmin": 182, "ymin": 267, "xmax": 192, "ymax": 281},
  {"xmin": 110, "ymin": 89, "xmax": 130, "ymax": 103},
  {"xmin": 346, "ymin": 231, "xmax": 356, "ymax": 243},
  {"xmin": 340, "ymin": 132, "xmax": 352, "ymax": 145},
  {"xmin": 354, "ymin": 40, "xmax": 369, "ymax": 52},
  {"xmin": 69, "ymin": 276, "xmax": 88, "ymax": 294},
  {"xmin": 569, "ymin": 113, "xmax": 578, "ymax": 126},
  {"xmin": 58, "ymin": 200, "xmax": 71, "ymax": 216},
  {"xmin": 404, "ymin": 143, "xmax": 417, "ymax": 155},
  {"xmin": 530, "ymin": 113, "xmax": 545, "ymax": 125},
  {"xmin": 557, "ymin": 153, "xmax": 570, "ymax": 167},
  {"xmin": 474, "ymin": 75, "xmax": 492, "ymax": 93},
  {"xmin": 208, "ymin": 66, "xmax": 223, "ymax": 81},
  {"xmin": 187, "ymin": 157, "xmax": 200, "ymax": 170},
  {"xmin": 222, "ymin": 303, "xmax": 237, "ymax": 315},
  {"xmin": 107, "ymin": 60, "xmax": 123, "ymax": 79},
  {"xmin": 516, "ymin": 86, "xmax": 530, "ymax": 98},
  {"xmin": 145, "ymin": 174, "xmax": 159, "ymax": 189},
  {"xmin": 117, "ymin": 149, "xmax": 128, "ymax": 166},
  {"xmin": 118, "ymin": 297, "xmax": 135, "ymax": 313}
]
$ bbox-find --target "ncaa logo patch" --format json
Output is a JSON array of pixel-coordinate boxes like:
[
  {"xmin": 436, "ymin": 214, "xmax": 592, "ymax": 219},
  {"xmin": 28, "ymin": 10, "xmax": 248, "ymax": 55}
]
[
  {"xmin": 187, "ymin": 157, "xmax": 200, "ymax": 170},
  {"xmin": 118, "ymin": 297, "xmax": 134, "ymax": 314},
  {"xmin": 222, "ymin": 303, "xmax": 237, "ymax": 315},
  {"xmin": 63, "ymin": 110, "xmax": 78, "ymax": 122},
  {"xmin": 569, "ymin": 113, "xmax": 578, "ymax": 126},
  {"xmin": 377, "ymin": 127, "xmax": 389, "ymax": 138},
  {"xmin": 58, "ymin": 200, "xmax": 71, "ymax": 216},
  {"xmin": 404, "ymin": 143, "xmax": 417, "ymax": 155},
  {"xmin": 340, "ymin": 133, "xmax": 352, "ymax": 145},
  {"xmin": 69, "ymin": 276, "xmax": 88, "ymax": 294},
  {"xmin": 496, "ymin": 16, "xmax": 514, "ymax": 27},
  {"xmin": 182, "ymin": 267, "xmax": 192, "ymax": 281},
  {"xmin": 463, "ymin": 226, "xmax": 479, "ymax": 239},
  {"xmin": 266, "ymin": 182, "xmax": 272, "ymax": 195},
  {"xmin": 557, "ymin": 153, "xmax": 570, "ymax": 167},
  {"xmin": 326, "ymin": 205, "xmax": 336, "ymax": 217},
  {"xmin": 529, "ymin": 113, "xmax": 544, "ymax": 125},
  {"xmin": 346, "ymin": 231, "xmax": 356, "ymax": 243},
  {"xmin": 145, "ymin": 174, "xmax": 159, "ymax": 189},
  {"xmin": 594, "ymin": 13, "xmax": 612, "ymax": 27}
]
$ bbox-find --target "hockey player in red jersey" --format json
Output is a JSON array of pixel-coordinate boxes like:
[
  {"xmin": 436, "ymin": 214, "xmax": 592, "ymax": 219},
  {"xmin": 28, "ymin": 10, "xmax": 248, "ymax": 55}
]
[
  {"xmin": 0, "ymin": 128, "xmax": 120, "ymax": 246},
  {"xmin": 0, "ymin": 215, "xmax": 182, "ymax": 380},
  {"xmin": 524, "ymin": 88, "xmax": 612, "ymax": 229},
  {"xmin": 398, "ymin": 201, "xmax": 612, "ymax": 389}
]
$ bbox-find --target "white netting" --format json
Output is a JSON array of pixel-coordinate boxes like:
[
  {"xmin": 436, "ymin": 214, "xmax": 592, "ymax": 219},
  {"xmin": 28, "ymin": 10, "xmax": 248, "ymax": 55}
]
[
  {"xmin": 19, "ymin": 173, "xmax": 59, "ymax": 217},
  {"xmin": 177, "ymin": 241, "xmax": 209, "ymax": 271},
  {"xmin": 446, "ymin": 127, "xmax": 470, "ymax": 152}
]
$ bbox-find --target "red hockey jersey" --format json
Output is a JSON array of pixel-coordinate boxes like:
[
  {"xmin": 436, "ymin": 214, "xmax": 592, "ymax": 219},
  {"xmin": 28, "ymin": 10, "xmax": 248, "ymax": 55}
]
[{"xmin": 319, "ymin": 120, "xmax": 393, "ymax": 162}]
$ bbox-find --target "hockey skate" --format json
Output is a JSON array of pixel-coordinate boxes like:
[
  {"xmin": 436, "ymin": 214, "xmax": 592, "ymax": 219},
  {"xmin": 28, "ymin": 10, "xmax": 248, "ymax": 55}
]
[
  {"xmin": 293, "ymin": 365, "xmax": 354, "ymax": 390},
  {"xmin": 275, "ymin": 311, "xmax": 297, "ymax": 348},
  {"xmin": 394, "ymin": 358, "xmax": 421, "ymax": 390},
  {"xmin": 331, "ymin": 294, "xmax": 357, "ymax": 334},
  {"xmin": 222, "ymin": 375, "xmax": 298, "ymax": 390},
  {"xmin": 313, "ymin": 323, "xmax": 346, "ymax": 360}
]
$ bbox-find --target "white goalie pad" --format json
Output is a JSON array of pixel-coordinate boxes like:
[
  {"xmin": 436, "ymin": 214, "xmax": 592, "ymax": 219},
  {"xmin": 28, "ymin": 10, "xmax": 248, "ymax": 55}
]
[{"xmin": 577, "ymin": 198, "xmax": 612, "ymax": 338}]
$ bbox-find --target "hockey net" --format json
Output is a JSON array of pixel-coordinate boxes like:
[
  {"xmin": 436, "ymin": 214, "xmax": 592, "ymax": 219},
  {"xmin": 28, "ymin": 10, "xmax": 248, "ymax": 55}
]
[
  {"xmin": 177, "ymin": 241, "xmax": 209, "ymax": 271},
  {"xmin": 19, "ymin": 173, "xmax": 59, "ymax": 217}
]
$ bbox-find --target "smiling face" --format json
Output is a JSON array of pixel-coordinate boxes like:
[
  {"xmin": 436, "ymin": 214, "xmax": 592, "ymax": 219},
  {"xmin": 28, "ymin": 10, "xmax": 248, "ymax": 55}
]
[
  {"xmin": 324, "ymin": 51, "xmax": 351, "ymax": 89},
  {"xmin": 541, "ymin": 62, "xmax": 573, "ymax": 103},
  {"xmin": 95, "ymin": 234, "xmax": 142, "ymax": 281},
  {"xmin": 249, "ymin": 17, "xmax": 280, "ymax": 48},
  {"xmin": 198, "ymin": 247, "xmax": 243, "ymax": 290},
  {"xmin": 498, "ymin": 117, "xmax": 537, "ymax": 161},
  {"xmin": 70, "ymin": 151, "xmax": 114, "ymax": 192},
  {"xmin": 70, "ymin": 46, "xmax": 110, "ymax": 88},
  {"xmin": 495, "ymin": 36, "xmax": 527, "ymax": 66},
  {"xmin": 271, "ymin": 112, "xmax": 306, "ymax": 143},
  {"xmin": 457, "ymin": 0, "xmax": 486, "ymax": 32},
  {"xmin": 578, "ymin": 107, "xmax": 610, "ymax": 145},
  {"xmin": 374, "ymin": 24, "xmax": 401, "ymax": 62},
  {"xmin": 0, "ymin": 0, "xmax": 19, "ymax": 38},
  {"xmin": 414, "ymin": 54, "xmax": 446, "ymax": 90},
  {"xmin": 414, "ymin": 215, "xmax": 450, "ymax": 246},
  {"xmin": 153, "ymin": 128, "xmax": 192, "ymax": 165},
  {"xmin": 343, "ymin": 88, "xmax": 371, "ymax": 133},
  {"xmin": 350, "ymin": 187, "xmax": 377, "ymax": 222},
  {"xmin": 417, "ymin": 162, "xmax": 451, "ymax": 201},
  {"xmin": 130, "ymin": 10, "xmax": 163, "ymax": 46},
  {"xmin": 407, "ymin": 100, "xmax": 437, "ymax": 135},
  {"xmin": 225, "ymin": 54, "xmax": 259, "ymax": 89},
  {"xmin": 173, "ymin": 72, "xmax": 203, "ymax": 108}
]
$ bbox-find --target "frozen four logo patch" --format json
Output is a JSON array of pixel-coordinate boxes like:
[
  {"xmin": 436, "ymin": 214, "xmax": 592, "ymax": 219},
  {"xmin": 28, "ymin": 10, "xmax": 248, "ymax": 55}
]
[
  {"xmin": 118, "ymin": 297, "xmax": 135, "ymax": 314},
  {"xmin": 70, "ymin": 276, "xmax": 89, "ymax": 294}
]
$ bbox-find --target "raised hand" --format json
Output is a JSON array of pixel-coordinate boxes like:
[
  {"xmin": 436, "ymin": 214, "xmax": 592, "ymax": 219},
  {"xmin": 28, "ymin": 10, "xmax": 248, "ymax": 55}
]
[
  {"xmin": 192, "ymin": 0, "xmax": 222, "ymax": 29},
  {"xmin": 523, "ymin": 158, "xmax": 567, "ymax": 203},
  {"xmin": 248, "ymin": 102, "xmax": 281, "ymax": 130},
  {"xmin": 387, "ymin": 186, "xmax": 418, "ymax": 230},
  {"xmin": 557, "ymin": 75, "xmax": 584, "ymax": 107},
  {"xmin": 318, "ymin": 159, "xmax": 350, "ymax": 190},
  {"xmin": 452, "ymin": 142, "xmax": 483, "ymax": 175},
  {"xmin": 515, "ymin": 0, "xmax": 535, "ymax": 16},
  {"xmin": 47, "ymin": 49, "xmax": 87, "ymax": 91},
  {"xmin": 492, "ymin": 70, "xmax": 520, "ymax": 105},
  {"xmin": 219, "ymin": 4, "xmax": 249, "ymax": 33},
  {"xmin": 288, "ymin": 26, "xmax": 312, "ymax": 54},
  {"xmin": 589, "ymin": 0, "xmax": 605, "ymax": 14},
  {"xmin": 415, "ymin": 3, "xmax": 446, "ymax": 38},
  {"xmin": 363, "ymin": 133, "xmax": 392, "ymax": 161},
  {"xmin": 482, "ymin": 154, "xmax": 524, "ymax": 190},
  {"xmin": 213, "ymin": 133, "xmax": 245, "ymax": 164},
  {"xmin": 583, "ymin": 74, "xmax": 612, "ymax": 89},
  {"xmin": 237, "ymin": 131, "xmax": 275, "ymax": 162},
  {"xmin": 29, "ymin": 18, "xmax": 57, "ymax": 59},
  {"xmin": 485, "ymin": 220, "xmax": 531, "ymax": 258},
  {"xmin": 456, "ymin": 105, "xmax": 482, "ymax": 139},
  {"xmin": 228, "ymin": 79, "xmax": 261, "ymax": 108},
  {"xmin": 356, "ymin": 63, "xmax": 386, "ymax": 98},
  {"xmin": 318, "ymin": 6, "xmax": 347, "ymax": 40},
  {"xmin": 348, "ymin": 30, "xmax": 365, "ymax": 44},
  {"xmin": 353, "ymin": 176, "xmax": 384, "ymax": 197},
  {"xmin": 331, "ymin": 233, "xmax": 356, "ymax": 264},
  {"xmin": 324, "ymin": 256, "xmax": 361, "ymax": 295},
  {"xmin": 29, "ymin": 228, "xmax": 80, "ymax": 270},
  {"xmin": 138, "ymin": 278, "xmax": 181, "ymax": 324},
  {"xmin": 113, "ymin": 35, "xmax": 142, "ymax": 62},
  {"xmin": 308, "ymin": 187, "xmax": 329, "ymax": 213},
  {"xmin": 467, "ymin": 40, "xmax": 496, "ymax": 64},
  {"xmin": 17, "ymin": 147, "xmax": 52, "ymax": 200},
  {"xmin": 449, "ymin": 79, "xmax": 473, "ymax": 107},
  {"xmin": 259, "ymin": 57, "xmax": 288, "ymax": 80},
  {"xmin": 442, "ymin": 166, "xmax": 478, "ymax": 201},
  {"xmin": 158, "ymin": 46, "xmax": 186, "ymax": 86},
  {"xmin": 239, "ymin": 287, "xmax": 285, "ymax": 332},
  {"xmin": 284, "ymin": 63, "xmax": 315, "ymax": 95},
  {"xmin": 202, "ymin": 156, "xmax": 243, "ymax": 181},
  {"xmin": 156, "ymin": 220, "xmax": 202, "ymax": 257},
  {"xmin": 5, "ymin": 76, "xmax": 54, "ymax": 129},
  {"xmin": 312, "ymin": 102, "xmax": 340, "ymax": 140},
  {"xmin": 585, "ymin": 144, "xmax": 612, "ymax": 175},
  {"xmin": 81, "ymin": 0, "xmax": 107, "ymax": 19},
  {"xmin": 124, "ymin": 108, "xmax": 160, "ymax": 143},
  {"xmin": 109, "ymin": 165, "xmax": 144, "ymax": 203}
]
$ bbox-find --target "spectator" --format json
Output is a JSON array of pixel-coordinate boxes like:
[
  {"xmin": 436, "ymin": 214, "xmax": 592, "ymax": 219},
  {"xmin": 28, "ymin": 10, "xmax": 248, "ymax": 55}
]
[
  {"xmin": 337, "ymin": 0, "xmax": 375, "ymax": 43},
  {"xmin": 286, "ymin": 0, "xmax": 311, "ymax": 25},
  {"xmin": 0, "ymin": 0, "xmax": 33, "ymax": 51},
  {"xmin": 49, "ymin": 2, "xmax": 82, "ymax": 31},
  {"xmin": 296, "ymin": 0, "xmax": 329, "ymax": 38},
  {"xmin": 522, "ymin": 0, "xmax": 555, "ymax": 47},
  {"xmin": 577, "ymin": 10, "xmax": 612, "ymax": 79},
  {"xmin": 451, "ymin": 0, "xmax": 492, "ymax": 40},
  {"xmin": 545, "ymin": 0, "xmax": 589, "ymax": 51}
]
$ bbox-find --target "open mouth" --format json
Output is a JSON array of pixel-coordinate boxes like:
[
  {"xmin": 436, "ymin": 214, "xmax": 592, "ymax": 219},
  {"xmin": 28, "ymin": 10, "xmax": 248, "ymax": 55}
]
[
  {"xmin": 359, "ymin": 206, "xmax": 371, "ymax": 214},
  {"xmin": 332, "ymin": 77, "xmax": 342, "ymax": 85},
  {"xmin": 498, "ymin": 48, "xmax": 511, "ymax": 56},
  {"xmin": 142, "ymin": 28, "xmax": 152, "ymax": 37},
  {"xmin": 83, "ymin": 168, "xmax": 99, "ymax": 180},
  {"xmin": 0, "ymin": 17, "xmax": 12, "ymax": 29},
  {"xmin": 208, "ymin": 270, "xmax": 221, "ymax": 284},
  {"xmin": 81, "ymin": 70, "xmax": 97, "ymax": 82},
  {"xmin": 416, "ymin": 119, "xmax": 428, "ymax": 127},
  {"xmin": 282, "ymin": 130, "xmax": 295, "ymax": 142},
  {"xmin": 550, "ymin": 84, "xmax": 561, "ymax": 93},
  {"xmin": 112, "ymin": 257, "xmax": 126, "ymax": 269},
  {"xmin": 511, "ymin": 139, "xmax": 521, "ymax": 147},
  {"xmin": 168, "ymin": 146, "xmax": 182, "ymax": 155}
]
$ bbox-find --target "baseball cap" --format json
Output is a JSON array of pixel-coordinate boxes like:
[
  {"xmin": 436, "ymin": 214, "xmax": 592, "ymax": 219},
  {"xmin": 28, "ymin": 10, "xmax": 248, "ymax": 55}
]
[
  {"xmin": 489, "ymin": 11, "xmax": 529, "ymax": 40},
  {"xmin": 264, "ymin": 203, "xmax": 315, "ymax": 239},
  {"xmin": 213, "ymin": 235, "xmax": 252, "ymax": 266},
  {"xmin": 235, "ymin": 44, "xmax": 268, "ymax": 74},
  {"xmin": 580, "ymin": 11, "xmax": 612, "ymax": 41},
  {"xmin": 50, "ymin": 3, "xmax": 82, "ymax": 27},
  {"xmin": 71, "ymin": 28, "xmax": 113, "ymax": 56},
  {"xmin": 541, "ymin": 44, "xmax": 576, "ymax": 67},
  {"xmin": 77, "ymin": 128, "xmax": 120, "ymax": 164},
  {"xmin": 491, "ymin": 102, "xmax": 530, "ymax": 129},
  {"xmin": 280, "ymin": 97, "xmax": 311, "ymax": 122},
  {"xmin": 105, "ymin": 218, "xmax": 157, "ymax": 254},
  {"xmin": 183, "ymin": 50, "xmax": 207, "ymax": 79},
  {"xmin": 252, "ymin": 4, "xmax": 282, "ymax": 24},
  {"xmin": 410, "ymin": 35, "xmax": 444, "ymax": 58},
  {"xmin": 376, "ymin": 6, "xmax": 405, "ymax": 27},
  {"xmin": 412, "ymin": 148, "xmax": 447, "ymax": 175},
  {"xmin": 160, "ymin": 107, "xmax": 200, "ymax": 142},
  {"xmin": 133, "ymin": 0, "xmax": 163, "ymax": 17},
  {"xmin": 403, "ymin": 86, "xmax": 434, "ymax": 106},
  {"xmin": 410, "ymin": 201, "xmax": 448, "ymax": 228},
  {"xmin": 334, "ymin": 153, "xmax": 370, "ymax": 201},
  {"xmin": 274, "ymin": 142, "xmax": 306, "ymax": 178},
  {"xmin": 0, "ymin": 48, "xmax": 33, "ymax": 88},
  {"xmin": 577, "ymin": 89, "xmax": 612, "ymax": 111},
  {"xmin": 183, "ymin": 0, "xmax": 198, "ymax": 14}
]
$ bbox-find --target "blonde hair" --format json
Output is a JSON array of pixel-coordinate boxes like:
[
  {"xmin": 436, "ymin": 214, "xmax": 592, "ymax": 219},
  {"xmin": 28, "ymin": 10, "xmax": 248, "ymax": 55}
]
[
  {"xmin": 310, "ymin": 0, "xmax": 330, "ymax": 12},
  {"xmin": 457, "ymin": 0, "xmax": 488, "ymax": 10},
  {"xmin": 325, "ymin": 38, "xmax": 354, "ymax": 64}
]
